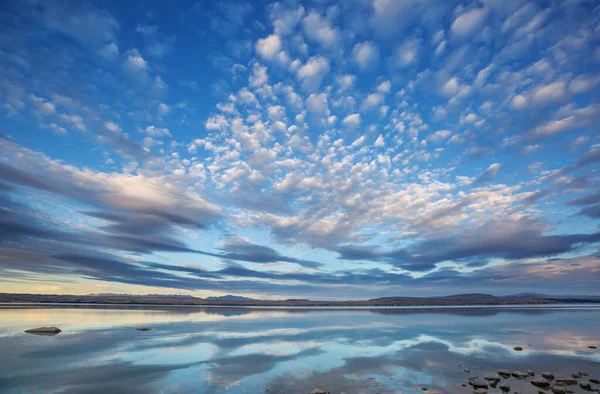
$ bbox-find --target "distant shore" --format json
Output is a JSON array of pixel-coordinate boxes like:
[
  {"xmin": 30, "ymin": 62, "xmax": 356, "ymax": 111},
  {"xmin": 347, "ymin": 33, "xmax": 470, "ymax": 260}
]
[{"xmin": 2, "ymin": 292, "xmax": 599, "ymax": 308}]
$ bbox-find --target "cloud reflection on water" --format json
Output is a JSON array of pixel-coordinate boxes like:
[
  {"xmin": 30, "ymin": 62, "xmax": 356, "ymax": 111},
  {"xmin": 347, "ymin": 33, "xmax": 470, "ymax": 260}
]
[{"xmin": 0, "ymin": 306, "xmax": 599, "ymax": 393}]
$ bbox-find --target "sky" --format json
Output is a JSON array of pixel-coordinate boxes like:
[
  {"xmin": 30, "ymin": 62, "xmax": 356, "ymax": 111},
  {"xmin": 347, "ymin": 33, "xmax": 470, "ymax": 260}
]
[{"xmin": 0, "ymin": 0, "xmax": 599, "ymax": 299}]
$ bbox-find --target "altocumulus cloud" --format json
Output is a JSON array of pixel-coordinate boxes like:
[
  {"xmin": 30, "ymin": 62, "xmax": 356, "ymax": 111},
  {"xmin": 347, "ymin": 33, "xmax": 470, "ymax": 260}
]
[{"xmin": 0, "ymin": 0, "xmax": 599, "ymax": 297}]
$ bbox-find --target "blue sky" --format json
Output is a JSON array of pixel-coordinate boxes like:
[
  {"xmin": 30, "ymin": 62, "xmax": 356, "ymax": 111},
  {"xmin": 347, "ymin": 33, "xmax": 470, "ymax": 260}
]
[{"xmin": 0, "ymin": 0, "xmax": 599, "ymax": 298}]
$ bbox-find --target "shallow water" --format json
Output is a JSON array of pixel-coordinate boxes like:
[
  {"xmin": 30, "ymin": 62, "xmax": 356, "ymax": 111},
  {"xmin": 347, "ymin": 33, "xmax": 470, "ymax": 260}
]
[{"xmin": 0, "ymin": 305, "xmax": 599, "ymax": 393}]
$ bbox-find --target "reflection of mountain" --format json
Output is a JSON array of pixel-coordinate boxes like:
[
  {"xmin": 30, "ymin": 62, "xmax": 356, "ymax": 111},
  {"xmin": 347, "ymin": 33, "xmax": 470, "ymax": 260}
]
[{"xmin": 366, "ymin": 306, "xmax": 584, "ymax": 317}]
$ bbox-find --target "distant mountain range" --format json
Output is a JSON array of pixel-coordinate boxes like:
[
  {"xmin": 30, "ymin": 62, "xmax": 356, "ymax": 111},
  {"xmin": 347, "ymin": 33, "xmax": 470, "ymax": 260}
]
[
  {"xmin": 1, "ymin": 292, "xmax": 599, "ymax": 307},
  {"xmin": 514, "ymin": 293, "xmax": 600, "ymax": 301},
  {"xmin": 205, "ymin": 295, "xmax": 255, "ymax": 301}
]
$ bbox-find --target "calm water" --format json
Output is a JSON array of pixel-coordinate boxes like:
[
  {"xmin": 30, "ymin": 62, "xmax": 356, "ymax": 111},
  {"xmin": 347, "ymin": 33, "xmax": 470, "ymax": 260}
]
[{"xmin": 0, "ymin": 305, "xmax": 599, "ymax": 393}]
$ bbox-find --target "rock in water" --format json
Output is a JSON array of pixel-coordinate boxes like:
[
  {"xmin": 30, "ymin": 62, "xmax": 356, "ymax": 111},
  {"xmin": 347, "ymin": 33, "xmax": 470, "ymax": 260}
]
[
  {"xmin": 528, "ymin": 370, "xmax": 535, "ymax": 376},
  {"xmin": 555, "ymin": 378, "xmax": 577, "ymax": 386},
  {"xmin": 512, "ymin": 371, "xmax": 528, "ymax": 379},
  {"xmin": 531, "ymin": 378, "xmax": 551, "ymax": 388},
  {"xmin": 499, "ymin": 383, "xmax": 510, "ymax": 392},
  {"xmin": 498, "ymin": 370, "xmax": 511, "ymax": 378},
  {"xmin": 472, "ymin": 380, "xmax": 488, "ymax": 389},
  {"xmin": 542, "ymin": 372, "xmax": 555, "ymax": 380},
  {"xmin": 484, "ymin": 374, "xmax": 501, "ymax": 382},
  {"xmin": 551, "ymin": 388, "xmax": 566, "ymax": 394},
  {"xmin": 137, "ymin": 327, "xmax": 151, "ymax": 331},
  {"xmin": 579, "ymin": 381, "xmax": 592, "ymax": 391},
  {"xmin": 589, "ymin": 378, "xmax": 600, "ymax": 384},
  {"xmin": 588, "ymin": 345, "xmax": 597, "ymax": 349},
  {"xmin": 513, "ymin": 346, "xmax": 523, "ymax": 351},
  {"xmin": 473, "ymin": 389, "xmax": 487, "ymax": 394},
  {"xmin": 310, "ymin": 389, "xmax": 328, "ymax": 394},
  {"xmin": 24, "ymin": 327, "xmax": 61, "ymax": 336}
]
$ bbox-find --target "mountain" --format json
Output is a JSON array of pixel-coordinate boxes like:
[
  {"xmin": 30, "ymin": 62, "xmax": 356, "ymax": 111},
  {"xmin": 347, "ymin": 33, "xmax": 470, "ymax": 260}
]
[
  {"xmin": 205, "ymin": 295, "xmax": 255, "ymax": 301},
  {"xmin": 89, "ymin": 293, "xmax": 195, "ymax": 298},
  {"xmin": 514, "ymin": 293, "xmax": 600, "ymax": 301},
  {"xmin": 0, "ymin": 292, "xmax": 589, "ymax": 306}
]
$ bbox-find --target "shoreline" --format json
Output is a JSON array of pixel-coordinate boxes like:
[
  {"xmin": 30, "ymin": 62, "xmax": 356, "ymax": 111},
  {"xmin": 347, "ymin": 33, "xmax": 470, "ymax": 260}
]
[{"xmin": 2, "ymin": 302, "xmax": 600, "ymax": 310}]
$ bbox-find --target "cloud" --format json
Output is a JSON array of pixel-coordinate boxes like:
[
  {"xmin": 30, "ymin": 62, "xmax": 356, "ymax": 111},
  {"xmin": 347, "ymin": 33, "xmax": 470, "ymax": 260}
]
[
  {"xmin": 392, "ymin": 38, "xmax": 420, "ymax": 68},
  {"xmin": 36, "ymin": 0, "xmax": 120, "ymax": 47},
  {"xmin": 337, "ymin": 218, "xmax": 600, "ymax": 272},
  {"xmin": 297, "ymin": 56, "xmax": 329, "ymax": 91},
  {"xmin": 342, "ymin": 113, "xmax": 361, "ymax": 128},
  {"xmin": 352, "ymin": 42, "xmax": 379, "ymax": 70},
  {"xmin": 143, "ymin": 126, "xmax": 171, "ymax": 138},
  {"xmin": 476, "ymin": 163, "xmax": 502, "ymax": 184},
  {"xmin": 122, "ymin": 51, "xmax": 149, "ymax": 81},
  {"xmin": 428, "ymin": 130, "xmax": 451, "ymax": 143},
  {"xmin": 302, "ymin": 11, "xmax": 339, "ymax": 48},
  {"xmin": 524, "ymin": 103, "xmax": 600, "ymax": 140},
  {"xmin": 256, "ymin": 34, "xmax": 289, "ymax": 65},
  {"xmin": 451, "ymin": 7, "xmax": 488, "ymax": 38}
]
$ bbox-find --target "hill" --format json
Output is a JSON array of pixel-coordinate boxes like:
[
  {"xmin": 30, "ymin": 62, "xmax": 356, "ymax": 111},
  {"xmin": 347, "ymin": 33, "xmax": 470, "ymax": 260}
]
[{"xmin": 0, "ymin": 292, "xmax": 592, "ymax": 307}]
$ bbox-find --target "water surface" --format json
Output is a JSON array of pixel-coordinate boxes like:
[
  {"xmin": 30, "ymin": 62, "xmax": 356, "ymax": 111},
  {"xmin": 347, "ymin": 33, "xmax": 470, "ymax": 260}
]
[{"xmin": 1, "ymin": 305, "xmax": 599, "ymax": 393}]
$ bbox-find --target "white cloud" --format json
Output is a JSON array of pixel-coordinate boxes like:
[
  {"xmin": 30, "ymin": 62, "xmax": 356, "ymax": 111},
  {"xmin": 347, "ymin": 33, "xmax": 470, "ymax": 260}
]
[
  {"xmin": 29, "ymin": 95, "xmax": 55, "ymax": 115},
  {"xmin": 351, "ymin": 135, "xmax": 366, "ymax": 147},
  {"xmin": 530, "ymin": 80, "xmax": 568, "ymax": 106},
  {"xmin": 342, "ymin": 113, "xmax": 361, "ymax": 128},
  {"xmin": 352, "ymin": 41, "xmax": 379, "ymax": 70},
  {"xmin": 474, "ymin": 63, "xmax": 494, "ymax": 88},
  {"xmin": 526, "ymin": 103, "xmax": 600, "ymax": 140},
  {"xmin": 511, "ymin": 94, "xmax": 528, "ymax": 110},
  {"xmin": 377, "ymin": 81, "xmax": 391, "ymax": 94},
  {"xmin": 270, "ymin": 4, "xmax": 305, "ymax": 36},
  {"xmin": 305, "ymin": 93, "xmax": 330, "ymax": 118},
  {"xmin": 157, "ymin": 103, "xmax": 170, "ymax": 118},
  {"xmin": 451, "ymin": 7, "xmax": 488, "ymax": 37},
  {"xmin": 98, "ymin": 41, "xmax": 119, "ymax": 61},
  {"xmin": 428, "ymin": 130, "xmax": 452, "ymax": 143},
  {"xmin": 337, "ymin": 74, "xmax": 356, "ymax": 90},
  {"xmin": 393, "ymin": 38, "xmax": 420, "ymax": 68},
  {"xmin": 374, "ymin": 134, "xmax": 385, "ymax": 147},
  {"xmin": 360, "ymin": 93, "xmax": 383, "ymax": 112},
  {"xmin": 569, "ymin": 74, "xmax": 600, "ymax": 94},
  {"xmin": 250, "ymin": 63, "xmax": 268, "ymax": 88},
  {"xmin": 58, "ymin": 114, "xmax": 86, "ymax": 131},
  {"xmin": 297, "ymin": 56, "xmax": 329, "ymax": 91},
  {"xmin": 122, "ymin": 51, "xmax": 148, "ymax": 82},
  {"xmin": 256, "ymin": 34, "xmax": 289, "ymax": 65},
  {"xmin": 302, "ymin": 11, "xmax": 339, "ymax": 48},
  {"xmin": 144, "ymin": 125, "xmax": 171, "ymax": 137}
]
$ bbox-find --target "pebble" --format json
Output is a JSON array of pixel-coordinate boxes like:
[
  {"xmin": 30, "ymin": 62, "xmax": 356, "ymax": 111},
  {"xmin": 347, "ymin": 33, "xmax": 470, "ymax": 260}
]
[
  {"xmin": 531, "ymin": 378, "xmax": 551, "ymax": 388},
  {"xmin": 555, "ymin": 378, "xmax": 577, "ymax": 386},
  {"xmin": 512, "ymin": 371, "xmax": 528, "ymax": 379},
  {"xmin": 472, "ymin": 379, "xmax": 489, "ymax": 389},
  {"xmin": 484, "ymin": 374, "xmax": 500, "ymax": 381}
]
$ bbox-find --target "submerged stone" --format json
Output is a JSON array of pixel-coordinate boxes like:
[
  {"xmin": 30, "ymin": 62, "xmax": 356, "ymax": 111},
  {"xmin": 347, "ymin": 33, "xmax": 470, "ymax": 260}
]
[
  {"xmin": 24, "ymin": 327, "xmax": 61, "ymax": 336},
  {"xmin": 531, "ymin": 378, "xmax": 551, "ymax": 388}
]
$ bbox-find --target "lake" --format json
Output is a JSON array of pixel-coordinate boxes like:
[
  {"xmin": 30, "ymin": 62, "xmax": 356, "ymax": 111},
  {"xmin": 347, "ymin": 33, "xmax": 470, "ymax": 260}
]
[{"xmin": 0, "ymin": 305, "xmax": 599, "ymax": 393}]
